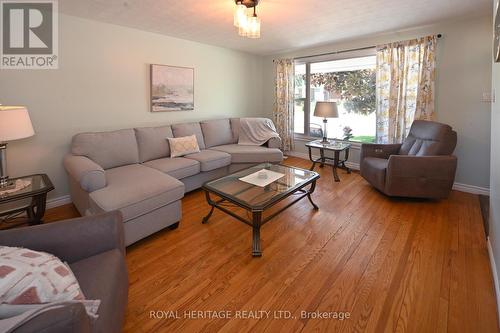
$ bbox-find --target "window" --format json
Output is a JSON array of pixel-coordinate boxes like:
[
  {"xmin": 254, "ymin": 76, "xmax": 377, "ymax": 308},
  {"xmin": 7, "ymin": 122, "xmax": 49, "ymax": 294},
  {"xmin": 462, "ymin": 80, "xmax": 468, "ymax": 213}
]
[{"xmin": 294, "ymin": 53, "xmax": 377, "ymax": 143}]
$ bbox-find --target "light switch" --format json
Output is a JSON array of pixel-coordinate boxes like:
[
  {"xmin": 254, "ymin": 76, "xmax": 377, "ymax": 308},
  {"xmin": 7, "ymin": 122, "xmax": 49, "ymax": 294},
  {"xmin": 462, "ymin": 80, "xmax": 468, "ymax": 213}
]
[{"xmin": 482, "ymin": 92, "xmax": 495, "ymax": 103}]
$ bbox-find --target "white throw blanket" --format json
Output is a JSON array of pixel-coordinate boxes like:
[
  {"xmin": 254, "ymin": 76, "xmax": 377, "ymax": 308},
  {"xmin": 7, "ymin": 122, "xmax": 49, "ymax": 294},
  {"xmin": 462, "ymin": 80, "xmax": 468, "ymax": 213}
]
[{"xmin": 238, "ymin": 118, "xmax": 280, "ymax": 146}]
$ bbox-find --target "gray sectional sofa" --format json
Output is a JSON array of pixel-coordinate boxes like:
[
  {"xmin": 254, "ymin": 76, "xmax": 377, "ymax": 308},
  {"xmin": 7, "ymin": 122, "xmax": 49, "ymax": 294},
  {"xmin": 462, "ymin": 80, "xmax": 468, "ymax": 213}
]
[{"xmin": 64, "ymin": 118, "xmax": 283, "ymax": 246}]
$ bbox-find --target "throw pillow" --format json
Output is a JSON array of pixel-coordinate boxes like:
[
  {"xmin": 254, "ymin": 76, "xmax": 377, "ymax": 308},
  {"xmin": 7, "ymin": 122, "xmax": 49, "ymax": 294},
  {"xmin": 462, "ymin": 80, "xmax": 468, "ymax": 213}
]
[
  {"xmin": 168, "ymin": 135, "xmax": 200, "ymax": 158},
  {"xmin": 0, "ymin": 246, "xmax": 99, "ymax": 318}
]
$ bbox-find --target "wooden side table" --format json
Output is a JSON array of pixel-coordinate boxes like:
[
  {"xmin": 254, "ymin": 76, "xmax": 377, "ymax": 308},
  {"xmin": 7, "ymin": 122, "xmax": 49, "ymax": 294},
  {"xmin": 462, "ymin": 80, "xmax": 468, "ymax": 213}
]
[
  {"xmin": 0, "ymin": 174, "xmax": 54, "ymax": 227},
  {"xmin": 305, "ymin": 140, "xmax": 351, "ymax": 182}
]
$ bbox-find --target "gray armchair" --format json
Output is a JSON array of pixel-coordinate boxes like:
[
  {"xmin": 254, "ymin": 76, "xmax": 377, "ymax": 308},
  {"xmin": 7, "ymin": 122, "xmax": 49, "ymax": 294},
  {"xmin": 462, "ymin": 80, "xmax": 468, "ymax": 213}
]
[
  {"xmin": 0, "ymin": 212, "xmax": 128, "ymax": 333},
  {"xmin": 360, "ymin": 120, "xmax": 458, "ymax": 199}
]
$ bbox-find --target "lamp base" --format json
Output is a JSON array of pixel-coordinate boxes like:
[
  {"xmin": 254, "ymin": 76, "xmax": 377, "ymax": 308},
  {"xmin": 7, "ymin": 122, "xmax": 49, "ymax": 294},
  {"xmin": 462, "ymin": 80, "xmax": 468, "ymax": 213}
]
[
  {"xmin": 0, "ymin": 143, "xmax": 9, "ymax": 188},
  {"xmin": 320, "ymin": 118, "xmax": 330, "ymax": 145},
  {"xmin": 319, "ymin": 138, "xmax": 331, "ymax": 144}
]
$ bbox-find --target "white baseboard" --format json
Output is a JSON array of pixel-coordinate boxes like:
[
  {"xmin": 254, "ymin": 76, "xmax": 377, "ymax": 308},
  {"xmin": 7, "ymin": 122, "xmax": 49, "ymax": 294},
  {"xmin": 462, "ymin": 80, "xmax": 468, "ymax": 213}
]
[
  {"xmin": 46, "ymin": 195, "xmax": 71, "ymax": 209},
  {"xmin": 285, "ymin": 150, "xmax": 490, "ymax": 196},
  {"xmin": 452, "ymin": 183, "xmax": 490, "ymax": 196},
  {"xmin": 487, "ymin": 237, "xmax": 500, "ymax": 322}
]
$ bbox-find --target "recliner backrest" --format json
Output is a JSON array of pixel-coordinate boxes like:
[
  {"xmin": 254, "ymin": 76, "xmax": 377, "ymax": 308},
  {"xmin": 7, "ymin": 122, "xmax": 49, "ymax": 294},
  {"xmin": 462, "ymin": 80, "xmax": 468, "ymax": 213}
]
[{"xmin": 399, "ymin": 120, "xmax": 457, "ymax": 156}]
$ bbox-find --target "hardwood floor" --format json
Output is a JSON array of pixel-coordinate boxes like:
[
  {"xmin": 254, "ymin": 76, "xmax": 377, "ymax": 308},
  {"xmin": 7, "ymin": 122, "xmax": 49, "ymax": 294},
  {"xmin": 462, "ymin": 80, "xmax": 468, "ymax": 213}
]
[{"xmin": 46, "ymin": 156, "xmax": 499, "ymax": 332}]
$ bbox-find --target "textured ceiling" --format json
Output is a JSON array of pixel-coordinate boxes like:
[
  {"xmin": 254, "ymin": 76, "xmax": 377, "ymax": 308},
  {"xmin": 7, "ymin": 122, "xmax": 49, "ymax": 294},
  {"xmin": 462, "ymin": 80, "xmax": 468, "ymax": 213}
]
[{"xmin": 59, "ymin": 0, "xmax": 491, "ymax": 55}]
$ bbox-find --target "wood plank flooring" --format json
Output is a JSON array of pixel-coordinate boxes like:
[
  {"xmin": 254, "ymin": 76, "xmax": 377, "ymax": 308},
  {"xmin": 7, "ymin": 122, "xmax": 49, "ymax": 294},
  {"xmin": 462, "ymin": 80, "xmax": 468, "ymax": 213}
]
[{"xmin": 45, "ymin": 156, "xmax": 499, "ymax": 332}]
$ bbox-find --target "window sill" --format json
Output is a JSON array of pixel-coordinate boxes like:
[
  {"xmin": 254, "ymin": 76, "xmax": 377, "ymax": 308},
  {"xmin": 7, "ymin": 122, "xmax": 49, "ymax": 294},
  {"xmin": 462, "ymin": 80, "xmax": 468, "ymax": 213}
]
[{"xmin": 293, "ymin": 135, "xmax": 362, "ymax": 150}]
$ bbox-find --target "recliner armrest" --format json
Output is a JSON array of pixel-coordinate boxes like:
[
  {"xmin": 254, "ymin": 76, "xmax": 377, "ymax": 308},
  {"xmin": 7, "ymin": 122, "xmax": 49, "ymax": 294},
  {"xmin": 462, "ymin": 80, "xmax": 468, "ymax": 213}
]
[
  {"xmin": 64, "ymin": 154, "xmax": 106, "ymax": 192},
  {"xmin": 0, "ymin": 211, "xmax": 125, "ymax": 264},
  {"xmin": 360, "ymin": 143, "xmax": 401, "ymax": 161},
  {"xmin": 387, "ymin": 155, "xmax": 458, "ymax": 180}
]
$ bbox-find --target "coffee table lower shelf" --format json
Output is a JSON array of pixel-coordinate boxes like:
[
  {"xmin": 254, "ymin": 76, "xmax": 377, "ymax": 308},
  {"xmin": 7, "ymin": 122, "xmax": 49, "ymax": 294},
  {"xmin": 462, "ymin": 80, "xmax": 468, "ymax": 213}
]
[{"xmin": 201, "ymin": 180, "xmax": 319, "ymax": 257}]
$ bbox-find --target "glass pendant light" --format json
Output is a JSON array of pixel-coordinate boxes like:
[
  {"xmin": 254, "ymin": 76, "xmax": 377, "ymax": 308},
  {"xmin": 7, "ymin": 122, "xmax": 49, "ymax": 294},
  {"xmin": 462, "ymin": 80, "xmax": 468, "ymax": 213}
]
[
  {"xmin": 246, "ymin": 6, "xmax": 260, "ymax": 38},
  {"xmin": 238, "ymin": 21, "xmax": 249, "ymax": 37},
  {"xmin": 234, "ymin": 1, "xmax": 247, "ymax": 28},
  {"xmin": 238, "ymin": 12, "xmax": 249, "ymax": 36},
  {"xmin": 246, "ymin": 16, "xmax": 260, "ymax": 38}
]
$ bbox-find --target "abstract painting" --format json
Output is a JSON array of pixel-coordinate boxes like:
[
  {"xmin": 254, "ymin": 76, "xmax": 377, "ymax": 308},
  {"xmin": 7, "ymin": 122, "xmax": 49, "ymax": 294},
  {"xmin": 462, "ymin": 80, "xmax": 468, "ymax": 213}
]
[
  {"xmin": 495, "ymin": 1, "xmax": 500, "ymax": 62},
  {"xmin": 151, "ymin": 64, "xmax": 194, "ymax": 112}
]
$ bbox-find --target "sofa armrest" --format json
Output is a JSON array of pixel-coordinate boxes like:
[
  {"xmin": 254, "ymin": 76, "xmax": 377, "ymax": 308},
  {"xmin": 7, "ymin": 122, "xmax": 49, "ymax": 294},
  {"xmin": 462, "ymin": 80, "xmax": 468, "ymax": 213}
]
[
  {"xmin": 0, "ymin": 211, "xmax": 125, "ymax": 264},
  {"xmin": 360, "ymin": 143, "xmax": 402, "ymax": 161},
  {"xmin": 266, "ymin": 137, "xmax": 282, "ymax": 149},
  {"xmin": 387, "ymin": 155, "xmax": 458, "ymax": 179},
  {"xmin": 64, "ymin": 154, "xmax": 106, "ymax": 192},
  {"xmin": 9, "ymin": 303, "xmax": 91, "ymax": 333}
]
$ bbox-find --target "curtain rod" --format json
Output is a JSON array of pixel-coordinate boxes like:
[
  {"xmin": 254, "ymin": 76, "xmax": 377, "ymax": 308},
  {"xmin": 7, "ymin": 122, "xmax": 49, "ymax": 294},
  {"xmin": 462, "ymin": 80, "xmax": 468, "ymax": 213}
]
[{"xmin": 274, "ymin": 34, "xmax": 442, "ymax": 62}]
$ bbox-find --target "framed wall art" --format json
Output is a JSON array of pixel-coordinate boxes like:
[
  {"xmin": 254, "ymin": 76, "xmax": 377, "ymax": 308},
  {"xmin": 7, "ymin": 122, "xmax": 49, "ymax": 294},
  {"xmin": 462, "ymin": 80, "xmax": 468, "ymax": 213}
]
[
  {"xmin": 150, "ymin": 64, "xmax": 194, "ymax": 112},
  {"xmin": 495, "ymin": 1, "xmax": 500, "ymax": 62}
]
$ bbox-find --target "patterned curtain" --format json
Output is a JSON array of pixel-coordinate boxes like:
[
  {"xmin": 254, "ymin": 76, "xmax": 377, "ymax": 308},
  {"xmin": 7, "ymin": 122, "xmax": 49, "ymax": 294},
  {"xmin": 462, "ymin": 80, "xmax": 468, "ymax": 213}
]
[
  {"xmin": 273, "ymin": 59, "xmax": 295, "ymax": 151},
  {"xmin": 376, "ymin": 35, "xmax": 437, "ymax": 143}
]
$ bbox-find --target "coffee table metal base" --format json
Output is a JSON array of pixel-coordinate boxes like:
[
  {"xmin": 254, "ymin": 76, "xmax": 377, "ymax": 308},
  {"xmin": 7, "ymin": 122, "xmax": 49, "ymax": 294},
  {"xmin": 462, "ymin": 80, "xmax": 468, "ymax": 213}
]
[{"xmin": 202, "ymin": 181, "xmax": 319, "ymax": 257}]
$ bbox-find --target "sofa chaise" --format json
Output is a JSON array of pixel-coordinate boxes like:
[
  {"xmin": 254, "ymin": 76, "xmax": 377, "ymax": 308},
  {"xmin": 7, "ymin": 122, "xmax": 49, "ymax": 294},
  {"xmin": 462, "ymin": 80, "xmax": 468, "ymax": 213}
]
[{"xmin": 64, "ymin": 118, "xmax": 283, "ymax": 246}]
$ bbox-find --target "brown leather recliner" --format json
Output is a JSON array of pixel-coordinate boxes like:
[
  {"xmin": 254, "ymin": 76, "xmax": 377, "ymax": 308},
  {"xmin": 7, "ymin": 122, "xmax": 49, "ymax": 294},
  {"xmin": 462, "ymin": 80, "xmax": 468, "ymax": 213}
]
[{"xmin": 360, "ymin": 120, "xmax": 458, "ymax": 199}]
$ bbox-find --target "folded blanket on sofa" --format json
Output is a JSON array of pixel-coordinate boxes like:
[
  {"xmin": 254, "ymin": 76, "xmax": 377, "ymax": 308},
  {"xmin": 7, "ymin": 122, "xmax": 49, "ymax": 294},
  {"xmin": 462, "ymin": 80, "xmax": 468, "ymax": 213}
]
[{"xmin": 238, "ymin": 118, "xmax": 280, "ymax": 146}]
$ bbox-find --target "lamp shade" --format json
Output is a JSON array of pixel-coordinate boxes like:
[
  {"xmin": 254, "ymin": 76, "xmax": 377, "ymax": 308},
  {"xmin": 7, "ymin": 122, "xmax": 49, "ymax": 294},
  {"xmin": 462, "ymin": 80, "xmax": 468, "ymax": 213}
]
[
  {"xmin": 314, "ymin": 102, "xmax": 339, "ymax": 118},
  {"xmin": 0, "ymin": 106, "xmax": 35, "ymax": 142}
]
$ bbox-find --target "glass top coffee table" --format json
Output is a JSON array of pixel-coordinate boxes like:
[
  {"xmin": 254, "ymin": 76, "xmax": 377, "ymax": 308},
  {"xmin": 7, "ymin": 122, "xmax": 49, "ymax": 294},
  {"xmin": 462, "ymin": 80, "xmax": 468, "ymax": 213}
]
[{"xmin": 202, "ymin": 163, "xmax": 320, "ymax": 257}]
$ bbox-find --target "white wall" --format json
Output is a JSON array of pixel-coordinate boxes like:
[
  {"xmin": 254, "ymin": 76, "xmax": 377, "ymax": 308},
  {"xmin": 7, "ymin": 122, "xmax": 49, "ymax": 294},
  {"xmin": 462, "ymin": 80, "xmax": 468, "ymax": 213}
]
[
  {"xmin": 488, "ymin": 0, "xmax": 500, "ymax": 312},
  {"xmin": 262, "ymin": 15, "xmax": 493, "ymax": 190},
  {"xmin": 0, "ymin": 14, "xmax": 265, "ymax": 200}
]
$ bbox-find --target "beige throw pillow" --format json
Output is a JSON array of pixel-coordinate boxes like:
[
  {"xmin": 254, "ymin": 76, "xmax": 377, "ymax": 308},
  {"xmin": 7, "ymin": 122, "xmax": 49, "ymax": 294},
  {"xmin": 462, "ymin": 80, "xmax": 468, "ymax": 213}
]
[{"xmin": 168, "ymin": 135, "xmax": 200, "ymax": 158}]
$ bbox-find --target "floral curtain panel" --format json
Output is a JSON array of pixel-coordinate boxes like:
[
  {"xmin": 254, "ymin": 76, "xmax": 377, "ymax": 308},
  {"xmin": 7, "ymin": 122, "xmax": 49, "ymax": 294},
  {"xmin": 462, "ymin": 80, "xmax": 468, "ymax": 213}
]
[
  {"xmin": 376, "ymin": 35, "xmax": 437, "ymax": 143},
  {"xmin": 273, "ymin": 59, "xmax": 295, "ymax": 151}
]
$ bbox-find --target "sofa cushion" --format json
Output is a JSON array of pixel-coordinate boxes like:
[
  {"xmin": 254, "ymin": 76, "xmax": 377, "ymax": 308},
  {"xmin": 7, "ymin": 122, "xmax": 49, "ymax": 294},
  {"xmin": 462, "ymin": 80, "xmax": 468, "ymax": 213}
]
[
  {"xmin": 171, "ymin": 122, "xmax": 206, "ymax": 149},
  {"xmin": 210, "ymin": 144, "xmax": 283, "ymax": 163},
  {"xmin": 134, "ymin": 126, "xmax": 174, "ymax": 163},
  {"xmin": 200, "ymin": 119, "xmax": 233, "ymax": 148},
  {"xmin": 89, "ymin": 164, "xmax": 184, "ymax": 222},
  {"xmin": 184, "ymin": 150, "xmax": 231, "ymax": 172},
  {"xmin": 70, "ymin": 249, "xmax": 128, "ymax": 333},
  {"xmin": 72, "ymin": 129, "xmax": 139, "ymax": 170},
  {"xmin": 230, "ymin": 118, "xmax": 240, "ymax": 144},
  {"xmin": 360, "ymin": 157, "xmax": 388, "ymax": 191},
  {"xmin": 143, "ymin": 157, "xmax": 200, "ymax": 179}
]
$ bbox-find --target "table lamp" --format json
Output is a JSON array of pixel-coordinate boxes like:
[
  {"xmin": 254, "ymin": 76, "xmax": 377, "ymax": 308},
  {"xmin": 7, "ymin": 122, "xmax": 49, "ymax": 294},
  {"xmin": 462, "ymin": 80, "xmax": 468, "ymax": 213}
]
[
  {"xmin": 314, "ymin": 101, "xmax": 338, "ymax": 144},
  {"xmin": 0, "ymin": 106, "xmax": 35, "ymax": 188}
]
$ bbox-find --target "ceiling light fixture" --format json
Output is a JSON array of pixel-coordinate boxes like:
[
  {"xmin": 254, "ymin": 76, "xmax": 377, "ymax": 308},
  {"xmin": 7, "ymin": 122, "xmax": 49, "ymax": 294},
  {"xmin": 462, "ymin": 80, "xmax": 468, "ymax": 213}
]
[{"xmin": 234, "ymin": 0, "xmax": 261, "ymax": 39}]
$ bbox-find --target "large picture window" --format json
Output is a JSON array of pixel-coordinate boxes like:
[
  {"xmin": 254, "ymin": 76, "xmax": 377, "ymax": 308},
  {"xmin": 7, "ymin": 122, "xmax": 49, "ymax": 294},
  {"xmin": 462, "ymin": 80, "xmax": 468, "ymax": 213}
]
[{"xmin": 294, "ymin": 53, "xmax": 377, "ymax": 143}]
